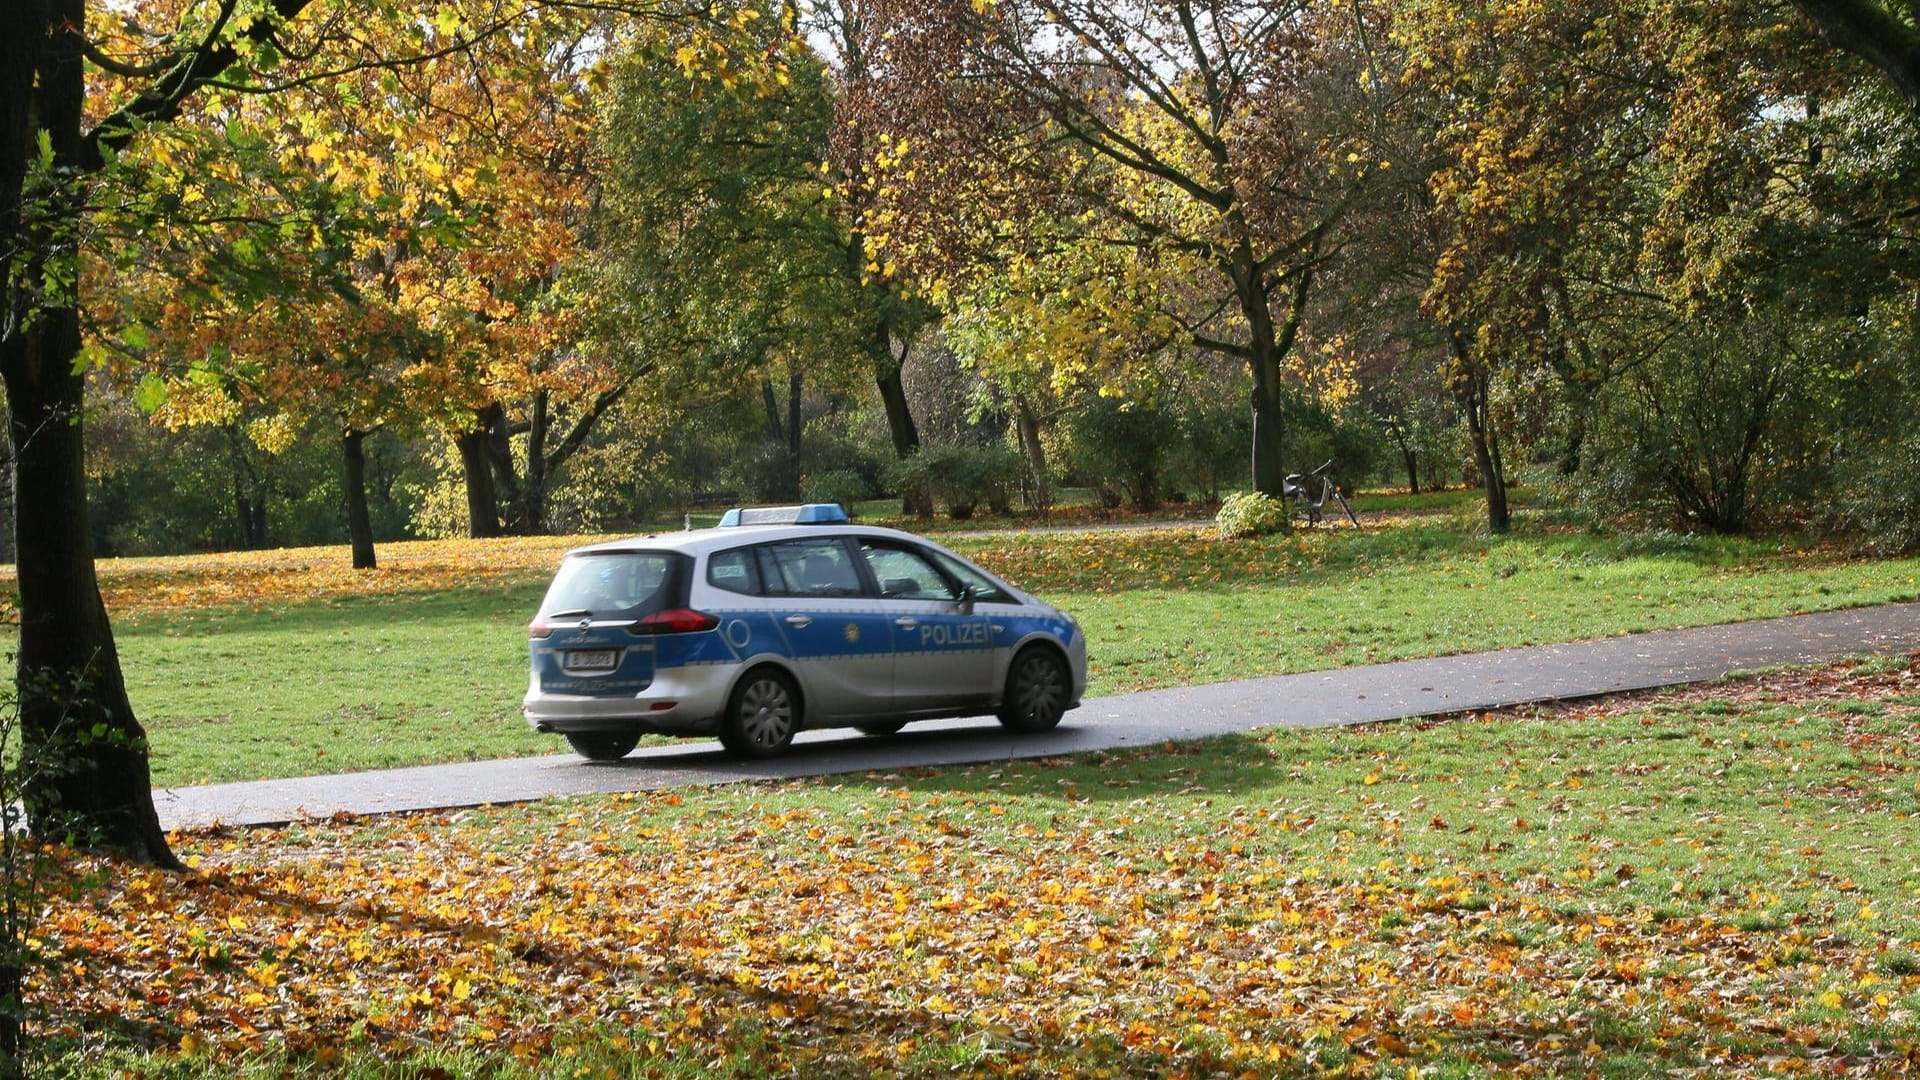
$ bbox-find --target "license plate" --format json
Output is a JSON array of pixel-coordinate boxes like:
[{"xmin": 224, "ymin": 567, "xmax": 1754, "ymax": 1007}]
[{"xmin": 564, "ymin": 649, "xmax": 619, "ymax": 672}]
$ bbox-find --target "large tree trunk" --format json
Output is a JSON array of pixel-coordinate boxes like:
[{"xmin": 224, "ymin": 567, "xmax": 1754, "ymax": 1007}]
[
  {"xmin": 4, "ymin": 343, "xmax": 179, "ymax": 868},
  {"xmin": 2, "ymin": 0, "xmax": 177, "ymax": 869},
  {"xmin": 1450, "ymin": 331, "xmax": 1510, "ymax": 534},
  {"xmin": 455, "ymin": 417, "xmax": 499, "ymax": 539},
  {"xmin": 478, "ymin": 402, "xmax": 526, "ymax": 531},
  {"xmin": 342, "ymin": 428, "xmax": 377, "ymax": 569}
]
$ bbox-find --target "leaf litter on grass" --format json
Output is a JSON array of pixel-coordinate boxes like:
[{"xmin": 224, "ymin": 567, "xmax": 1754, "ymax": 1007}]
[{"xmin": 30, "ymin": 662, "xmax": 1920, "ymax": 1077}]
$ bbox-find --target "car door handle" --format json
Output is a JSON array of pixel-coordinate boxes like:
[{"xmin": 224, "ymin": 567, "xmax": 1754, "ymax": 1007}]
[
  {"xmin": 894, "ymin": 617, "xmax": 918, "ymax": 629},
  {"xmin": 785, "ymin": 614, "xmax": 812, "ymax": 628}
]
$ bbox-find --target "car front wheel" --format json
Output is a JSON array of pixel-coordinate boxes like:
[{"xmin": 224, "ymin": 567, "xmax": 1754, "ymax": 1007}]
[
  {"xmin": 998, "ymin": 648, "xmax": 1069, "ymax": 733},
  {"xmin": 721, "ymin": 669, "xmax": 800, "ymax": 758},
  {"xmin": 565, "ymin": 731, "xmax": 640, "ymax": 762}
]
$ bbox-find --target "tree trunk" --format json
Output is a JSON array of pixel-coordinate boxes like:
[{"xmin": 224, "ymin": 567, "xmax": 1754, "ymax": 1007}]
[
  {"xmin": 342, "ymin": 428, "xmax": 377, "ymax": 569},
  {"xmin": 1, "ymin": 0, "xmax": 177, "ymax": 869},
  {"xmin": 455, "ymin": 419, "xmax": 499, "ymax": 539},
  {"xmin": 787, "ymin": 366, "xmax": 803, "ymax": 459},
  {"xmin": 1230, "ymin": 248, "xmax": 1313, "ymax": 501},
  {"xmin": 761, "ymin": 376, "xmax": 786, "ymax": 445},
  {"xmin": 1450, "ymin": 331, "xmax": 1509, "ymax": 533},
  {"xmin": 523, "ymin": 390, "xmax": 550, "ymax": 533},
  {"xmin": 1790, "ymin": 0, "xmax": 1920, "ymax": 112},
  {"xmin": 872, "ymin": 328, "xmax": 929, "ymax": 517},
  {"xmin": 1402, "ymin": 445, "xmax": 1421, "ymax": 495},
  {"xmin": 224, "ymin": 425, "xmax": 269, "ymax": 548},
  {"xmin": 478, "ymin": 402, "xmax": 525, "ymax": 531},
  {"xmin": 1013, "ymin": 398, "xmax": 1051, "ymax": 513}
]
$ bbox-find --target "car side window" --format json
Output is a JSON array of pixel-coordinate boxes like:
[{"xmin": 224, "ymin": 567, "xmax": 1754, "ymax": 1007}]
[
  {"xmin": 860, "ymin": 542, "xmax": 958, "ymax": 600},
  {"xmin": 756, "ymin": 539, "xmax": 866, "ymax": 597},
  {"xmin": 707, "ymin": 548, "xmax": 761, "ymax": 596},
  {"xmin": 928, "ymin": 550, "xmax": 1013, "ymax": 604}
]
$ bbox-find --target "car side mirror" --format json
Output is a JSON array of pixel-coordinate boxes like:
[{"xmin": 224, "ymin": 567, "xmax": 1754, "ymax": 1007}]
[{"xmin": 954, "ymin": 584, "xmax": 976, "ymax": 615}]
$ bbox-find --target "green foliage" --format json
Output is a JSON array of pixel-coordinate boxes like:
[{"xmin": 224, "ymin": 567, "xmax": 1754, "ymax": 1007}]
[
  {"xmin": 1568, "ymin": 310, "xmax": 1850, "ymax": 533},
  {"xmin": 1843, "ymin": 432, "xmax": 1920, "ymax": 554},
  {"xmin": 1212, "ymin": 492, "xmax": 1289, "ymax": 538},
  {"xmin": 801, "ymin": 469, "xmax": 873, "ymax": 510},
  {"xmin": 884, "ymin": 444, "xmax": 1021, "ymax": 520},
  {"xmin": 1055, "ymin": 394, "xmax": 1172, "ymax": 512}
]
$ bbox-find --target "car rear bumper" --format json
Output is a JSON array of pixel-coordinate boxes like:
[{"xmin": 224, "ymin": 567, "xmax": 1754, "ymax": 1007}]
[{"xmin": 523, "ymin": 663, "xmax": 736, "ymax": 735}]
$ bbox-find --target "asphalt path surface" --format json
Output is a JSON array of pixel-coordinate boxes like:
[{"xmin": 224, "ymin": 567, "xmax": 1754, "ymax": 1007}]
[{"xmin": 155, "ymin": 601, "xmax": 1920, "ymax": 830}]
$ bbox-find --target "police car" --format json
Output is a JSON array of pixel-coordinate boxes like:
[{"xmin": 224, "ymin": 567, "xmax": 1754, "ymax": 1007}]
[{"xmin": 524, "ymin": 503, "xmax": 1087, "ymax": 760}]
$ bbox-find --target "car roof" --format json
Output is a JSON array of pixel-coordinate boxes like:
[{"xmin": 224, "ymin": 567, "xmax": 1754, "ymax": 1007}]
[{"xmin": 560, "ymin": 522, "xmax": 950, "ymax": 560}]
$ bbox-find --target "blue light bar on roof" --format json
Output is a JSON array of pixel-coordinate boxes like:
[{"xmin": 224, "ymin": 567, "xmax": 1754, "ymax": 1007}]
[{"xmin": 718, "ymin": 503, "xmax": 850, "ymax": 527}]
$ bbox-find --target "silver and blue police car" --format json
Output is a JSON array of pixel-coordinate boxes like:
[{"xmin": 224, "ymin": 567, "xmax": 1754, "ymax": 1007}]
[{"xmin": 524, "ymin": 503, "xmax": 1087, "ymax": 760}]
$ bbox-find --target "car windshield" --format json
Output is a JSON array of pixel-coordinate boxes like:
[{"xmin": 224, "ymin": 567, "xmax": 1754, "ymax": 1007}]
[{"xmin": 539, "ymin": 551, "xmax": 684, "ymax": 622}]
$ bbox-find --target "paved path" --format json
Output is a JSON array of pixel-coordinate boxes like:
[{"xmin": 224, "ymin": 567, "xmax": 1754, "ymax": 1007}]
[{"xmin": 155, "ymin": 602, "xmax": 1920, "ymax": 831}]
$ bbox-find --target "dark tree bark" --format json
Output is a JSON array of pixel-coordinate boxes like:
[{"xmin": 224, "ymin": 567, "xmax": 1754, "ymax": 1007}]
[
  {"xmin": 224, "ymin": 425, "xmax": 270, "ymax": 548},
  {"xmin": 3, "ymin": 330, "xmax": 179, "ymax": 866},
  {"xmin": 477, "ymin": 369, "xmax": 641, "ymax": 534},
  {"xmin": 455, "ymin": 415, "xmax": 500, "ymax": 539},
  {"xmin": 1224, "ymin": 243, "xmax": 1316, "ymax": 502},
  {"xmin": 871, "ymin": 325, "xmax": 932, "ymax": 517},
  {"xmin": 3, "ymin": 0, "xmax": 178, "ymax": 868},
  {"xmin": 1450, "ymin": 330, "xmax": 1509, "ymax": 534},
  {"xmin": 757, "ymin": 367, "xmax": 805, "ymax": 501},
  {"xmin": 761, "ymin": 376, "xmax": 786, "ymax": 445},
  {"xmin": 787, "ymin": 366, "xmax": 802, "ymax": 459},
  {"xmin": 342, "ymin": 428, "xmax": 377, "ymax": 570},
  {"xmin": 1789, "ymin": 0, "xmax": 1920, "ymax": 111}
]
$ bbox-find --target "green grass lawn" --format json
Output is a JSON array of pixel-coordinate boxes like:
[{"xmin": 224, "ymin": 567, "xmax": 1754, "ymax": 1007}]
[
  {"xmin": 39, "ymin": 663, "xmax": 1920, "ymax": 1077},
  {"xmin": 106, "ymin": 513, "xmax": 1920, "ymax": 786}
]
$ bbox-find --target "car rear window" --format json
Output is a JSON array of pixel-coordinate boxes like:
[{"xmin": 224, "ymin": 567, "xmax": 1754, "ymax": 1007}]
[{"xmin": 539, "ymin": 551, "xmax": 688, "ymax": 622}]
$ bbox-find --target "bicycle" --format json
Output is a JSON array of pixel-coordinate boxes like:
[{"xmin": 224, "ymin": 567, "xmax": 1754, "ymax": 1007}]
[{"xmin": 1282, "ymin": 459, "xmax": 1359, "ymax": 527}]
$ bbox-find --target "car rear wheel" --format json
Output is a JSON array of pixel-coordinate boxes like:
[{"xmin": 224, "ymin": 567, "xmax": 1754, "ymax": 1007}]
[
  {"xmin": 721, "ymin": 669, "xmax": 800, "ymax": 758},
  {"xmin": 998, "ymin": 648, "xmax": 1068, "ymax": 733},
  {"xmin": 565, "ymin": 731, "xmax": 640, "ymax": 762}
]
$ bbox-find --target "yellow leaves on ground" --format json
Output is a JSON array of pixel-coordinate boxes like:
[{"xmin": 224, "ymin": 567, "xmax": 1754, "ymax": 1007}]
[
  {"xmin": 32, "ymin": 758, "xmax": 1920, "ymax": 1076},
  {"xmin": 0, "ymin": 534, "xmax": 597, "ymax": 621}
]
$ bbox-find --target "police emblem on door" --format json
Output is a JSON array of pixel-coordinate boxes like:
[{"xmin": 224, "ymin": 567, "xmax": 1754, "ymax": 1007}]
[{"xmin": 844, "ymin": 623, "xmax": 860, "ymax": 644}]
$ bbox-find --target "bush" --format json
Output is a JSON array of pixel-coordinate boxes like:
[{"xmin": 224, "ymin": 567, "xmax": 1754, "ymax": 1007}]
[
  {"xmin": 1215, "ymin": 491, "xmax": 1288, "ymax": 537},
  {"xmin": 1843, "ymin": 433, "xmax": 1920, "ymax": 554},
  {"xmin": 885, "ymin": 445, "xmax": 1023, "ymax": 520},
  {"xmin": 802, "ymin": 469, "xmax": 873, "ymax": 511}
]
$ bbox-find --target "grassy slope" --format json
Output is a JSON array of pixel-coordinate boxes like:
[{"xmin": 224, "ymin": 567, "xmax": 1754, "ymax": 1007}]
[{"xmin": 85, "ymin": 512, "xmax": 1920, "ymax": 786}]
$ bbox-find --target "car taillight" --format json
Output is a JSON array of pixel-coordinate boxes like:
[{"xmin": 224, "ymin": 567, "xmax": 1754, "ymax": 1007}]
[
  {"xmin": 528, "ymin": 618, "xmax": 553, "ymax": 640},
  {"xmin": 629, "ymin": 609, "xmax": 720, "ymax": 635}
]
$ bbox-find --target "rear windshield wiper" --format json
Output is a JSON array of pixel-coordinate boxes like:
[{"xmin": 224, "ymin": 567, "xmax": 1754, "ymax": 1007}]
[{"xmin": 544, "ymin": 608, "xmax": 593, "ymax": 621}]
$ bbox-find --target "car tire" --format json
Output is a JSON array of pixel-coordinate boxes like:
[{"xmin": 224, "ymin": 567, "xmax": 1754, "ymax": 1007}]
[
  {"xmin": 855, "ymin": 721, "xmax": 908, "ymax": 737},
  {"xmin": 997, "ymin": 647, "xmax": 1069, "ymax": 733},
  {"xmin": 720, "ymin": 668, "xmax": 800, "ymax": 758},
  {"xmin": 565, "ymin": 731, "xmax": 640, "ymax": 762}
]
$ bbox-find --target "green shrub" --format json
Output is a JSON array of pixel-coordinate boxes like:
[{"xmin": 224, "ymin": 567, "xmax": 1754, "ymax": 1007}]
[
  {"xmin": 1215, "ymin": 491, "xmax": 1288, "ymax": 537},
  {"xmin": 885, "ymin": 445, "xmax": 1022, "ymax": 520},
  {"xmin": 802, "ymin": 469, "xmax": 874, "ymax": 513}
]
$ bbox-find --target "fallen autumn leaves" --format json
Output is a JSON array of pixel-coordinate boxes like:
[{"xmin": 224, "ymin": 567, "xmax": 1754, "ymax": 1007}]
[{"xmin": 29, "ymin": 662, "xmax": 1920, "ymax": 1077}]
